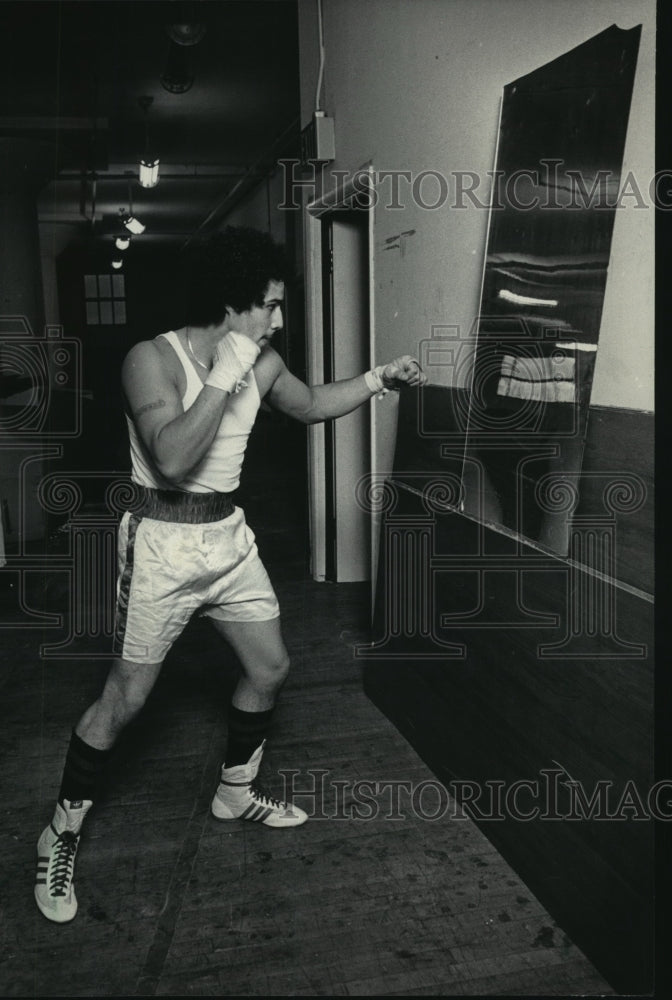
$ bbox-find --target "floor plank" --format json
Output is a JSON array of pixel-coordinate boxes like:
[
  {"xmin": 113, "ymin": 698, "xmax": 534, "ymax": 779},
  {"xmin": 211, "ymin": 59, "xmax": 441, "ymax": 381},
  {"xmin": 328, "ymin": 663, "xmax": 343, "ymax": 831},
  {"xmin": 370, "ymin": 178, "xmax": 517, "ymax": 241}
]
[{"xmin": 0, "ymin": 460, "xmax": 614, "ymax": 996}]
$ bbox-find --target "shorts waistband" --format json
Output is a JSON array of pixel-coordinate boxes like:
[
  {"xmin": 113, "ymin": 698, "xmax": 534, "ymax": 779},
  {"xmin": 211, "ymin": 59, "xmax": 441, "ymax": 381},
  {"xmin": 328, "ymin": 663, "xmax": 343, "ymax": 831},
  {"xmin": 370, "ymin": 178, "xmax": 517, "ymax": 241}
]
[{"xmin": 138, "ymin": 487, "xmax": 236, "ymax": 524}]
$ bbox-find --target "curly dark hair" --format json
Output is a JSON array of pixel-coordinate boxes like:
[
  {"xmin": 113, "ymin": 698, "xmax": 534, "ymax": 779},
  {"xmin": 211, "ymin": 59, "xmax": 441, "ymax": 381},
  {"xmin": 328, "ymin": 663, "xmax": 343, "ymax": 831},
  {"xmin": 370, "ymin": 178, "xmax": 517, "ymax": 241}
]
[{"xmin": 184, "ymin": 226, "xmax": 289, "ymax": 326}]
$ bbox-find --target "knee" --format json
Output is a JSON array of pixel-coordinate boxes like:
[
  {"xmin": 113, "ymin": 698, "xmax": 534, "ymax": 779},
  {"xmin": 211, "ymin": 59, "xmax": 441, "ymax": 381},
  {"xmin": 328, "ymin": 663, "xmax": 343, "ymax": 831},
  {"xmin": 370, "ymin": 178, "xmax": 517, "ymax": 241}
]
[
  {"xmin": 256, "ymin": 650, "xmax": 291, "ymax": 692},
  {"xmin": 276, "ymin": 649, "xmax": 291, "ymax": 683}
]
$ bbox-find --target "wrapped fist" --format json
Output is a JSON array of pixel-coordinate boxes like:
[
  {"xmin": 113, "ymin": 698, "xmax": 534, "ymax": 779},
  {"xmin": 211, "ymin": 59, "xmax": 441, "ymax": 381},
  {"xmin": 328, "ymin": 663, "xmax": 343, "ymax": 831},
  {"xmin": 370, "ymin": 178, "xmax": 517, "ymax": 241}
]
[
  {"xmin": 205, "ymin": 331, "xmax": 261, "ymax": 394},
  {"xmin": 380, "ymin": 355, "xmax": 427, "ymax": 389},
  {"xmin": 364, "ymin": 355, "xmax": 427, "ymax": 396}
]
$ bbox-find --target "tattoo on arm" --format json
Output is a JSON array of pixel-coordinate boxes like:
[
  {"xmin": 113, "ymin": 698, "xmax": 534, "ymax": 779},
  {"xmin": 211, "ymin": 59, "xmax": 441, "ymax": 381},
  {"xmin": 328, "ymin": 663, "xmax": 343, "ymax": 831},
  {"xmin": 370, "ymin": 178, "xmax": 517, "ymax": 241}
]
[{"xmin": 134, "ymin": 398, "xmax": 166, "ymax": 419}]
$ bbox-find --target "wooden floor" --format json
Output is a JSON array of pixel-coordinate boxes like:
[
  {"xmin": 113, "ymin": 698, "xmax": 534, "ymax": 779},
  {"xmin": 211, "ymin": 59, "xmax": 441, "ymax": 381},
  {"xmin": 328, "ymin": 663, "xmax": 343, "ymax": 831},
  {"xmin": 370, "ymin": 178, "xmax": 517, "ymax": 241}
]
[{"xmin": 0, "ymin": 454, "xmax": 614, "ymax": 997}]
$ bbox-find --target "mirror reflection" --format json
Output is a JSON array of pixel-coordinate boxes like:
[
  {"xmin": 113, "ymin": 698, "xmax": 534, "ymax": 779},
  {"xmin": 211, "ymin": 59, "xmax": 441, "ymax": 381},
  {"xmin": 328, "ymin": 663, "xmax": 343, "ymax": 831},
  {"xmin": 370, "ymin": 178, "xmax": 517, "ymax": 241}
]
[{"xmin": 462, "ymin": 24, "xmax": 641, "ymax": 555}]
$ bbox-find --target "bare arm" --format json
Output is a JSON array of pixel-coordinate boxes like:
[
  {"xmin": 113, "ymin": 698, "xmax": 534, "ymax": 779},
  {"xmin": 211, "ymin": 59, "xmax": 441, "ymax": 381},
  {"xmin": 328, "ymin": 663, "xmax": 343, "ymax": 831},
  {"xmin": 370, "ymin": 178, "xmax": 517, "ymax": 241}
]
[
  {"xmin": 122, "ymin": 340, "xmax": 232, "ymax": 484},
  {"xmin": 263, "ymin": 349, "xmax": 425, "ymax": 424}
]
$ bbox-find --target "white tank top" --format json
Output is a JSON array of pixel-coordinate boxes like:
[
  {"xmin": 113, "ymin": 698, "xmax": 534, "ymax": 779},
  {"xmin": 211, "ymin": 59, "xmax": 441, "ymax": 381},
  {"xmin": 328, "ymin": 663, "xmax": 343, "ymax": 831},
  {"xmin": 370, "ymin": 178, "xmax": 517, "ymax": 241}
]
[{"xmin": 127, "ymin": 330, "xmax": 261, "ymax": 493}]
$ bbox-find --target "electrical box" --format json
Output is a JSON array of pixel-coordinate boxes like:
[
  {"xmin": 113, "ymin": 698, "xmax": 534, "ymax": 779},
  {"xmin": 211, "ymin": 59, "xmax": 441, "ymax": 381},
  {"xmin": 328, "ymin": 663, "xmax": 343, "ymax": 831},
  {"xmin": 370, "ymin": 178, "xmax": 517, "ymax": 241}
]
[{"xmin": 300, "ymin": 111, "xmax": 335, "ymax": 165}]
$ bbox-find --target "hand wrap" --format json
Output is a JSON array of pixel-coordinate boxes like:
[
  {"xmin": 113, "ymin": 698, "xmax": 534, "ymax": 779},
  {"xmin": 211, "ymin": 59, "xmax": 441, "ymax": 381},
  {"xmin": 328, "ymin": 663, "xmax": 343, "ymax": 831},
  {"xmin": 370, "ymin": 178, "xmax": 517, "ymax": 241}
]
[
  {"xmin": 363, "ymin": 366, "xmax": 390, "ymax": 398},
  {"xmin": 364, "ymin": 355, "xmax": 425, "ymax": 398},
  {"xmin": 204, "ymin": 332, "xmax": 261, "ymax": 395}
]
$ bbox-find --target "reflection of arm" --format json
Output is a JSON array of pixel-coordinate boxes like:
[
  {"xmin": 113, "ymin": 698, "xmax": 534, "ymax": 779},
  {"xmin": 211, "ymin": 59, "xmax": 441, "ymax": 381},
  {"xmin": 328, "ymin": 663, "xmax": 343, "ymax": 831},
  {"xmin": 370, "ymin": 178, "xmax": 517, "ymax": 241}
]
[
  {"xmin": 264, "ymin": 349, "xmax": 425, "ymax": 424},
  {"xmin": 122, "ymin": 341, "xmax": 232, "ymax": 484}
]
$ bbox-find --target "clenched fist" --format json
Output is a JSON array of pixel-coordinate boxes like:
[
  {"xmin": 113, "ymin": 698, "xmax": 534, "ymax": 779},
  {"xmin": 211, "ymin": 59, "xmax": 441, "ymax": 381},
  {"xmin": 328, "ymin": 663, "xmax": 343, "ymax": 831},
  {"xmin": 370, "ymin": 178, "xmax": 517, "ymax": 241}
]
[
  {"xmin": 380, "ymin": 355, "xmax": 427, "ymax": 389},
  {"xmin": 205, "ymin": 331, "xmax": 261, "ymax": 394}
]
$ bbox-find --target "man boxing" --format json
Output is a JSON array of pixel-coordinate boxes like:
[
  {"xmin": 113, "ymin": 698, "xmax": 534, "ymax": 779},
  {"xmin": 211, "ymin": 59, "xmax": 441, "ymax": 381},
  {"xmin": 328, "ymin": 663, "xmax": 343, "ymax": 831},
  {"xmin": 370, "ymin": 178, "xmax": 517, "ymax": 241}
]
[{"xmin": 35, "ymin": 225, "xmax": 426, "ymax": 923}]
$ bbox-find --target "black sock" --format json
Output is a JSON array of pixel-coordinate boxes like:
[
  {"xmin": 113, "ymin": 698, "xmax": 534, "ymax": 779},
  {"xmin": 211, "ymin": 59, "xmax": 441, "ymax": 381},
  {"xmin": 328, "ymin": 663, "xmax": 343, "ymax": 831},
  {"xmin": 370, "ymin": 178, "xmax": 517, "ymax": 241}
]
[
  {"xmin": 58, "ymin": 730, "xmax": 109, "ymax": 805},
  {"xmin": 225, "ymin": 705, "xmax": 274, "ymax": 767}
]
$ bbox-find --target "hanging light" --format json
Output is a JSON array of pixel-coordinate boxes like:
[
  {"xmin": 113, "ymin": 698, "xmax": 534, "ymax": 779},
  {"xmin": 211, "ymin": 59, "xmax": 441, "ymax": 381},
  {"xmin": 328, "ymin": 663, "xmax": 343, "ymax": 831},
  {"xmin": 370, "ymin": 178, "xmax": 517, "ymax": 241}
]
[
  {"xmin": 166, "ymin": 22, "xmax": 206, "ymax": 46},
  {"xmin": 160, "ymin": 43, "xmax": 194, "ymax": 94},
  {"xmin": 119, "ymin": 180, "xmax": 146, "ymax": 234},
  {"xmin": 120, "ymin": 211, "xmax": 146, "ymax": 235},
  {"xmin": 138, "ymin": 96, "xmax": 160, "ymax": 188},
  {"xmin": 115, "ymin": 234, "xmax": 131, "ymax": 250},
  {"xmin": 160, "ymin": 17, "xmax": 206, "ymax": 93},
  {"xmin": 139, "ymin": 157, "xmax": 160, "ymax": 189},
  {"xmin": 111, "ymin": 258, "xmax": 123, "ymax": 270}
]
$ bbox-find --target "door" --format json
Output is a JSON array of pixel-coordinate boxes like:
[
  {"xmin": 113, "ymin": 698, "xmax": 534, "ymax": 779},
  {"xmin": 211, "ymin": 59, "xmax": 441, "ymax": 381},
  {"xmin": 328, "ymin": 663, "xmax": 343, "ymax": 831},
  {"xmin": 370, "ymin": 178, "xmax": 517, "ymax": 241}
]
[{"xmin": 321, "ymin": 208, "xmax": 371, "ymax": 582}]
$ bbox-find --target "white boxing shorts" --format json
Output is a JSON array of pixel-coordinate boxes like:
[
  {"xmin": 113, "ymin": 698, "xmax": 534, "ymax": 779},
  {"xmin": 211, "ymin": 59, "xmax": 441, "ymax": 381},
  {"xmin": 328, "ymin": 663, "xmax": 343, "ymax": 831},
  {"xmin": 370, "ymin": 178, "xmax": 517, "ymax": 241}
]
[{"xmin": 114, "ymin": 498, "xmax": 279, "ymax": 664}]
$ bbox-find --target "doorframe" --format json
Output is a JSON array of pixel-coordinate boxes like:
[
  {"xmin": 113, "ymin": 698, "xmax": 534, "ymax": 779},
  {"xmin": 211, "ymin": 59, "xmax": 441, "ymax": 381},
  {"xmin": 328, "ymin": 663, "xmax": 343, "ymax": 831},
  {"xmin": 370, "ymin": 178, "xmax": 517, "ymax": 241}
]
[{"xmin": 303, "ymin": 166, "xmax": 375, "ymax": 582}]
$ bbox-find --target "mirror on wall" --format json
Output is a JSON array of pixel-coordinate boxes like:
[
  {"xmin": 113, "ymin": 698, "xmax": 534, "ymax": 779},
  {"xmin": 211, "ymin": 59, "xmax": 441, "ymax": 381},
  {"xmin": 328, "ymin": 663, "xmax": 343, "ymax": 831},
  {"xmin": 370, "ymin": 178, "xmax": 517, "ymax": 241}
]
[{"xmin": 461, "ymin": 24, "xmax": 641, "ymax": 556}]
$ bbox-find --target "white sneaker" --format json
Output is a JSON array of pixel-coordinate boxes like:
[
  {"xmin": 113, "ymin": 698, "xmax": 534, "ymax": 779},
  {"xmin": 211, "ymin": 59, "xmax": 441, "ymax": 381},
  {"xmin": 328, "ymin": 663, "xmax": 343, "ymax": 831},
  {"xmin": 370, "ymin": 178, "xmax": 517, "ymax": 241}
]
[
  {"xmin": 34, "ymin": 799, "xmax": 92, "ymax": 923},
  {"xmin": 211, "ymin": 741, "xmax": 307, "ymax": 828}
]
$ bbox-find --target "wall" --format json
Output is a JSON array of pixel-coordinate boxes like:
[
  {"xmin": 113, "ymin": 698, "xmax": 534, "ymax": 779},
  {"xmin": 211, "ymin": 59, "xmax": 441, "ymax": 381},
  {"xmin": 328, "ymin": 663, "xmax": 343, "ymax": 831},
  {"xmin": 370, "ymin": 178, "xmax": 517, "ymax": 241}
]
[
  {"xmin": 298, "ymin": 0, "xmax": 654, "ymax": 419},
  {"xmin": 39, "ymin": 222, "xmax": 82, "ymax": 329},
  {"xmin": 363, "ymin": 382, "xmax": 654, "ymax": 989},
  {"xmin": 297, "ymin": 0, "xmax": 656, "ymax": 990}
]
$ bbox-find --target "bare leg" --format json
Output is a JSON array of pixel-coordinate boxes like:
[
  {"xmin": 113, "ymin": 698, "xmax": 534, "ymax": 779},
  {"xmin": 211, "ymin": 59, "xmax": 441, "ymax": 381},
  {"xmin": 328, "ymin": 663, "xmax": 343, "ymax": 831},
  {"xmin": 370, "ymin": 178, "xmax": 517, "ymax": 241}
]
[
  {"xmin": 75, "ymin": 657, "xmax": 164, "ymax": 750},
  {"xmin": 209, "ymin": 617, "xmax": 290, "ymax": 711},
  {"xmin": 208, "ymin": 616, "xmax": 306, "ymax": 827},
  {"xmin": 35, "ymin": 656, "xmax": 164, "ymax": 923}
]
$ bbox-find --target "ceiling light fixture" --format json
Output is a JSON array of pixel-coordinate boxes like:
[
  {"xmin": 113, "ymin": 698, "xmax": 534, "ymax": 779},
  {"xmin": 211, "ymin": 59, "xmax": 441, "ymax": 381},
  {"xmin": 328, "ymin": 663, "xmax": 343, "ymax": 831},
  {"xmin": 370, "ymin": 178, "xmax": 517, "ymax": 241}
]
[
  {"xmin": 160, "ymin": 42, "xmax": 195, "ymax": 94},
  {"xmin": 138, "ymin": 96, "xmax": 160, "ymax": 188},
  {"xmin": 139, "ymin": 158, "xmax": 160, "ymax": 189},
  {"xmin": 166, "ymin": 21, "xmax": 207, "ymax": 46},
  {"xmin": 120, "ymin": 179, "xmax": 146, "ymax": 234},
  {"xmin": 160, "ymin": 18, "xmax": 206, "ymax": 94},
  {"xmin": 111, "ymin": 258, "xmax": 123, "ymax": 270},
  {"xmin": 120, "ymin": 210, "xmax": 146, "ymax": 235},
  {"xmin": 115, "ymin": 235, "xmax": 131, "ymax": 250}
]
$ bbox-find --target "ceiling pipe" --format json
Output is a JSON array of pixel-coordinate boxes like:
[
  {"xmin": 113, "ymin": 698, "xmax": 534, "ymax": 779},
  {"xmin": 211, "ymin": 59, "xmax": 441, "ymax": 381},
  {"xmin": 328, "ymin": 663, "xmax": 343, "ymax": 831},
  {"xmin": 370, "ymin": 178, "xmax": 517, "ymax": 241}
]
[
  {"xmin": 52, "ymin": 171, "xmax": 255, "ymax": 182},
  {"xmin": 39, "ymin": 222, "xmax": 198, "ymax": 236},
  {"xmin": 0, "ymin": 116, "xmax": 108, "ymax": 130}
]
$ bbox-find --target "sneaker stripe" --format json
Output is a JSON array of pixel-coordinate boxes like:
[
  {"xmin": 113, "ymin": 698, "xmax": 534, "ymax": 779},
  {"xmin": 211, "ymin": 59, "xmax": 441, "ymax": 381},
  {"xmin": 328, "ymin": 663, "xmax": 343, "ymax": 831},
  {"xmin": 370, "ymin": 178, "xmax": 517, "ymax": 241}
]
[
  {"xmin": 240, "ymin": 802, "xmax": 261, "ymax": 820},
  {"xmin": 253, "ymin": 807, "xmax": 273, "ymax": 823}
]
